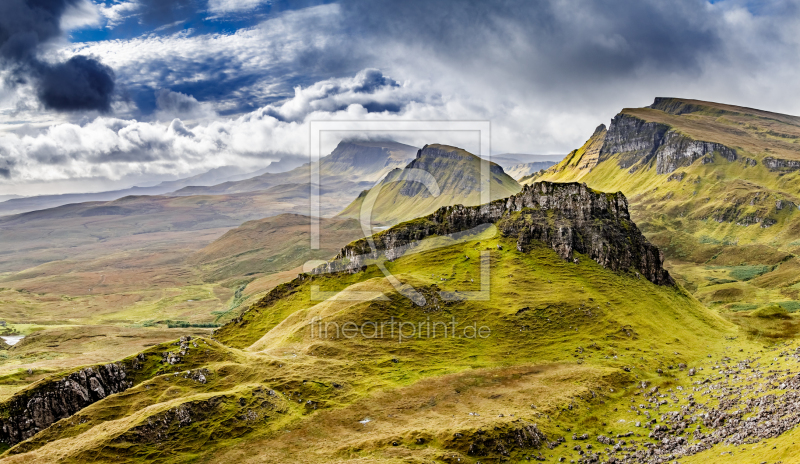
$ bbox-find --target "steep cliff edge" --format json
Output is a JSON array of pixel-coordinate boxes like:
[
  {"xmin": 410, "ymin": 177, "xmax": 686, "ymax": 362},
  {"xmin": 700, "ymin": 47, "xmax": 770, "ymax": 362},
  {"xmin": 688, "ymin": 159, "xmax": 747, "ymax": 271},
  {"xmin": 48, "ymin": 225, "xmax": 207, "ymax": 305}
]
[
  {"xmin": 318, "ymin": 181, "xmax": 673, "ymax": 285},
  {"xmin": 532, "ymin": 97, "xmax": 800, "ymax": 309},
  {"xmin": 0, "ymin": 336, "xmax": 204, "ymax": 448},
  {"xmin": 599, "ymin": 112, "xmax": 737, "ymax": 174},
  {"xmin": 532, "ymin": 124, "xmax": 606, "ymax": 183}
]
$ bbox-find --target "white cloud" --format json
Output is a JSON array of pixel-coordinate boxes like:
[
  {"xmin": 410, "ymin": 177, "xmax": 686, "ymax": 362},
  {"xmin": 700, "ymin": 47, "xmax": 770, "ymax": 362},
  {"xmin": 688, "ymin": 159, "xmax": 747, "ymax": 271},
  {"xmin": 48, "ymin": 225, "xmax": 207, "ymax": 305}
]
[
  {"xmin": 61, "ymin": 0, "xmax": 102, "ymax": 31},
  {"xmin": 97, "ymin": 1, "xmax": 141, "ymax": 29},
  {"xmin": 67, "ymin": 4, "xmax": 346, "ymax": 114},
  {"xmin": 207, "ymin": 0, "xmax": 267, "ymax": 16},
  {"xmin": 0, "ymin": 69, "xmax": 442, "ymax": 193}
]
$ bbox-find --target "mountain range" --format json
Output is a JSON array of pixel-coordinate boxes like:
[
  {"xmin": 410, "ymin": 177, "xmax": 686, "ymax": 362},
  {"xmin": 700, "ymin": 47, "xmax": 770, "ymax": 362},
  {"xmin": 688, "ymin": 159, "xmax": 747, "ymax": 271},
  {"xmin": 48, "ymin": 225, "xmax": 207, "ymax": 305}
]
[{"xmin": 0, "ymin": 165, "xmax": 279, "ymax": 217}]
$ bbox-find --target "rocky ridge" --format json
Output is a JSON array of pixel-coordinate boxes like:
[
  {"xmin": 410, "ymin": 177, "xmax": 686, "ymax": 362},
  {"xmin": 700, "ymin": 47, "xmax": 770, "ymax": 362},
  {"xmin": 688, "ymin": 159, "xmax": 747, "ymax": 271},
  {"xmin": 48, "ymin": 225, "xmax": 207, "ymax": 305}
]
[
  {"xmin": 763, "ymin": 156, "xmax": 800, "ymax": 172},
  {"xmin": 315, "ymin": 181, "xmax": 673, "ymax": 285}
]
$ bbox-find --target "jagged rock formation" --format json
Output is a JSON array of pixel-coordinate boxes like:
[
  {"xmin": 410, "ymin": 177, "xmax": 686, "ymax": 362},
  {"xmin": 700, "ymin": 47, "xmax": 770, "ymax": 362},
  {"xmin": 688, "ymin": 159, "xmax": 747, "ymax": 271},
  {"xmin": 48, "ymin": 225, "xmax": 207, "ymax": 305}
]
[
  {"xmin": 542, "ymin": 125, "xmax": 607, "ymax": 180},
  {"xmin": 317, "ymin": 181, "xmax": 673, "ymax": 285},
  {"xmin": 600, "ymin": 113, "xmax": 737, "ymax": 174},
  {"xmin": 0, "ymin": 363, "xmax": 132, "ymax": 446}
]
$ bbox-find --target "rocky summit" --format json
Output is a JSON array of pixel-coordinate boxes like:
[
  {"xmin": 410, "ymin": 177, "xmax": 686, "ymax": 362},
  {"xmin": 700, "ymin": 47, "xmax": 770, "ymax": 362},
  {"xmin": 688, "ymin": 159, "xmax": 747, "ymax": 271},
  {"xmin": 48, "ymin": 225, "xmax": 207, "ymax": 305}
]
[{"xmin": 317, "ymin": 181, "xmax": 673, "ymax": 286}]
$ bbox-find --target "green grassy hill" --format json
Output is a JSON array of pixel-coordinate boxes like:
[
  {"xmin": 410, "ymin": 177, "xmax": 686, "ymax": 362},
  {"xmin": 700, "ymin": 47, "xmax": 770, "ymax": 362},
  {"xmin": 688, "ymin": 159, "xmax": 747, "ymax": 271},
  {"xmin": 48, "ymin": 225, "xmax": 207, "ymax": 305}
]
[
  {"xmin": 0, "ymin": 183, "xmax": 751, "ymax": 463},
  {"xmin": 533, "ymin": 97, "xmax": 800, "ymax": 313},
  {"xmin": 0, "ymin": 141, "xmax": 420, "ymax": 388},
  {"xmin": 338, "ymin": 144, "xmax": 522, "ymax": 225}
]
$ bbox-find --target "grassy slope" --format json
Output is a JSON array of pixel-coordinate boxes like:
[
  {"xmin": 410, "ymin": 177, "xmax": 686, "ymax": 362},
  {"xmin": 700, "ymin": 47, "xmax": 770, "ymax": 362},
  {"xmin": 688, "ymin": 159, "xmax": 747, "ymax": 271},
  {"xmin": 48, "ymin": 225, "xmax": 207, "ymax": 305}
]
[
  {"xmin": 0, "ymin": 231, "xmax": 737, "ymax": 462},
  {"xmin": 338, "ymin": 144, "xmax": 522, "ymax": 225},
  {"xmin": 526, "ymin": 124, "xmax": 607, "ymax": 184},
  {"xmin": 188, "ymin": 214, "xmax": 363, "ymax": 287},
  {"xmin": 534, "ymin": 98, "xmax": 800, "ymax": 314},
  {"xmin": 0, "ymin": 210, "xmax": 363, "ymax": 395}
]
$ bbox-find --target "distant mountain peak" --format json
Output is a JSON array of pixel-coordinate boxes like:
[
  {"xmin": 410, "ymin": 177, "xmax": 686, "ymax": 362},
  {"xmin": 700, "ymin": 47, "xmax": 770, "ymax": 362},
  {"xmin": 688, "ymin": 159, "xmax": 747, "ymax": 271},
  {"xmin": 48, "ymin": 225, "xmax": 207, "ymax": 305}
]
[{"xmin": 337, "ymin": 144, "xmax": 521, "ymax": 224}]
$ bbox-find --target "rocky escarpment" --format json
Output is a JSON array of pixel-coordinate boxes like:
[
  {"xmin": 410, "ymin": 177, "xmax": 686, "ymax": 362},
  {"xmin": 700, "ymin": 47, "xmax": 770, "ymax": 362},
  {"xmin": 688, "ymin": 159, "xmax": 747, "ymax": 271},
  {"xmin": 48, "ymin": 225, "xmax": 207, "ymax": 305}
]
[
  {"xmin": 763, "ymin": 156, "xmax": 800, "ymax": 172},
  {"xmin": 0, "ymin": 363, "xmax": 131, "ymax": 446},
  {"xmin": 316, "ymin": 181, "xmax": 673, "ymax": 285},
  {"xmin": 599, "ymin": 113, "xmax": 737, "ymax": 174},
  {"xmin": 0, "ymin": 335, "xmax": 203, "ymax": 448}
]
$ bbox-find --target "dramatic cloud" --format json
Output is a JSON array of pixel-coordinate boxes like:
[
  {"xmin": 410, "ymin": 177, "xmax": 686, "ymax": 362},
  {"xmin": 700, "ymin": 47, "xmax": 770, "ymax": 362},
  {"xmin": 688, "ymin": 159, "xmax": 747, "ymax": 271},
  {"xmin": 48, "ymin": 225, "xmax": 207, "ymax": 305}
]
[
  {"xmin": 37, "ymin": 55, "xmax": 115, "ymax": 111},
  {"xmin": 0, "ymin": 69, "xmax": 430, "ymax": 192},
  {"xmin": 0, "ymin": 0, "xmax": 116, "ymax": 112},
  {"xmin": 69, "ymin": 4, "xmax": 369, "ymax": 116},
  {"xmin": 3, "ymin": 0, "xmax": 800, "ymax": 194}
]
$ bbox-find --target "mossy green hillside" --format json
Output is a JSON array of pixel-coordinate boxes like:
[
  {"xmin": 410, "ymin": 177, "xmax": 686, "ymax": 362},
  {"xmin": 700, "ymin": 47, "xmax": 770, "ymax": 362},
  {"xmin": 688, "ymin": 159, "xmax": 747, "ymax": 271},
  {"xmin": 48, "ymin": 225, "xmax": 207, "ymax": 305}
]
[{"xmin": 0, "ymin": 230, "xmax": 745, "ymax": 463}]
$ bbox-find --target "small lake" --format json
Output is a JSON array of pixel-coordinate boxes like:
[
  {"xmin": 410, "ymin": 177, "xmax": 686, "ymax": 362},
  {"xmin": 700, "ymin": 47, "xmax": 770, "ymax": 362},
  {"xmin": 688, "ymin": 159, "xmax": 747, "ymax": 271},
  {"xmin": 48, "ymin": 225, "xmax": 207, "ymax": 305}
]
[{"xmin": 1, "ymin": 335, "xmax": 25, "ymax": 345}]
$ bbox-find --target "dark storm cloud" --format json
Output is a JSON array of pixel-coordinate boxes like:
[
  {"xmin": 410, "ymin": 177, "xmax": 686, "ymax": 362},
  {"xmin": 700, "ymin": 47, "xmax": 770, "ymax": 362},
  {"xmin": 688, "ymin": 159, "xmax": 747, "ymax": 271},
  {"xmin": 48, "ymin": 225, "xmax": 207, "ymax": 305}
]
[
  {"xmin": 0, "ymin": 0, "xmax": 65, "ymax": 61},
  {"xmin": 37, "ymin": 55, "xmax": 115, "ymax": 111},
  {"xmin": 0, "ymin": 0, "xmax": 116, "ymax": 112},
  {"xmin": 336, "ymin": 0, "xmax": 722, "ymax": 85}
]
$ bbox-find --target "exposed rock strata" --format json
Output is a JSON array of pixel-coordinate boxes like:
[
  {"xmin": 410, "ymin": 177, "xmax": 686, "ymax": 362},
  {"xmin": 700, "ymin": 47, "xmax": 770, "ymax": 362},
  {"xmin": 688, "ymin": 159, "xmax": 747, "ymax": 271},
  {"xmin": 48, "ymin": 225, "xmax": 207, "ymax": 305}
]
[
  {"xmin": 599, "ymin": 114, "xmax": 737, "ymax": 174},
  {"xmin": 316, "ymin": 182, "xmax": 673, "ymax": 286},
  {"xmin": 0, "ymin": 363, "xmax": 131, "ymax": 446}
]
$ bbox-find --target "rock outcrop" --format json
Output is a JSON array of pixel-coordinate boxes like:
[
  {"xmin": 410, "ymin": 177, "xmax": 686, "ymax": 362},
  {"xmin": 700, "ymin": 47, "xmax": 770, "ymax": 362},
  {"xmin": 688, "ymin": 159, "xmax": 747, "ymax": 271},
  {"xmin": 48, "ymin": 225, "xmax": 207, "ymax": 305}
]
[
  {"xmin": 0, "ymin": 363, "xmax": 132, "ymax": 446},
  {"xmin": 599, "ymin": 113, "xmax": 737, "ymax": 174},
  {"xmin": 763, "ymin": 156, "xmax": 800, "ymax": 172},
  {"xmin": 316, "ymin": 181, "xmax": 673, "ymax": 286}
]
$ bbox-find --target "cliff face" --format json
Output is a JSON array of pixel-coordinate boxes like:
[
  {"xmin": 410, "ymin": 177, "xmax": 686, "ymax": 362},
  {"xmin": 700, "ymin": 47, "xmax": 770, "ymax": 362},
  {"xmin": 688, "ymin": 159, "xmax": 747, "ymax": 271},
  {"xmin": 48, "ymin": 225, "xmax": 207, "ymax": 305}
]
[
  {"xmin": 0, "ymin": 363, "xmax": 131, "ymax": 446},
  {"xmin": 599, "ymin": 113, "xmax": 737, "ymax": 174},
  {"xmin": 317, "ymin": 181, "xmax": 673, "ymax": 286}
]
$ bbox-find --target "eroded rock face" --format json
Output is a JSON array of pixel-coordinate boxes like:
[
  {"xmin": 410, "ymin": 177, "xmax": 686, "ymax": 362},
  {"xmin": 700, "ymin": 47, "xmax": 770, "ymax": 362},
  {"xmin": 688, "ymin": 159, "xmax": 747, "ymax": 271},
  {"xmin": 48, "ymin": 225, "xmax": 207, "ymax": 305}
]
[
  {"xmin": 315, "ymin": 182, "xmax": 673, "ymax": 286},
  {"xmin": 763, "ymin": 156, "xmax": 800, "ymax": 171},
  {"xmin": 599, "ymin": 114, "xmax": 737, "ymax": 174},
  {"xmin": 0, "ymin": 363, "xmax": 131, "ymax": 446}
]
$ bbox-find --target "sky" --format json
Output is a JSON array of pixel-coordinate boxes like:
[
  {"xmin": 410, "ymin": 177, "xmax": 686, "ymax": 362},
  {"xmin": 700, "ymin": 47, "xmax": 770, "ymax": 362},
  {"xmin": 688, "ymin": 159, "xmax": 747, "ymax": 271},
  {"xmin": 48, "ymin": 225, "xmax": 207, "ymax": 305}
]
[{"xmin": 1, "ymin": 0, "xmax": 800, "ymax": 196}]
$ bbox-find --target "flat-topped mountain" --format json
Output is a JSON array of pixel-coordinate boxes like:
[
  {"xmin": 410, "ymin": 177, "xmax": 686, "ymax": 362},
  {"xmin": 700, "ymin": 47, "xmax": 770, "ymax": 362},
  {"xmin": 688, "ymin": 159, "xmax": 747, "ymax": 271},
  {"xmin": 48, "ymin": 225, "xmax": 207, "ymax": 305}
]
[
  {"xmin": 535, "ymin": 97, "xmax": 800, "ymax": 308},
  {"xmin": 338, "ymin": 143, "xmax": 521, "ymax": 224}
]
